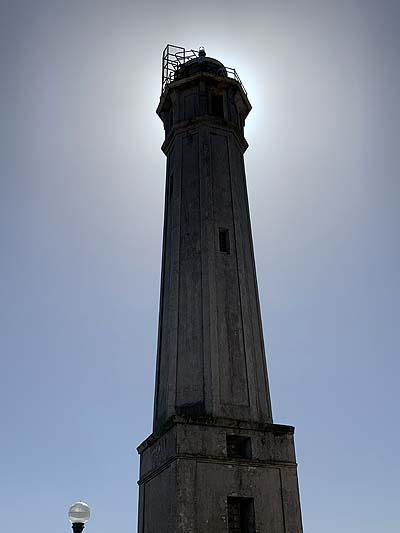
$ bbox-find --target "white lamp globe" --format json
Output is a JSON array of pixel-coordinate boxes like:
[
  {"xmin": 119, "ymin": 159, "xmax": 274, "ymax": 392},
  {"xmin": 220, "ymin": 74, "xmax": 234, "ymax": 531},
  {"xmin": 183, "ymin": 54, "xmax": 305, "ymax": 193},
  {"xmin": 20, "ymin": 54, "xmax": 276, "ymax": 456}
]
[{"xmin": 68, "ymin": 502, "xmax": 91, "ymax": 524}]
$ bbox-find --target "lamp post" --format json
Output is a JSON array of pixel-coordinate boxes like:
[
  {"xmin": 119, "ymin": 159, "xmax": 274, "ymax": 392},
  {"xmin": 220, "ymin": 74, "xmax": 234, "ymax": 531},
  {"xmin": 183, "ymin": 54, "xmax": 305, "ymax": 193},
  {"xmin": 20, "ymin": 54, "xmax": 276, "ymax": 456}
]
[{"xmin": 68, "ymin": 501, "xmax": 91, "ymax": 533}]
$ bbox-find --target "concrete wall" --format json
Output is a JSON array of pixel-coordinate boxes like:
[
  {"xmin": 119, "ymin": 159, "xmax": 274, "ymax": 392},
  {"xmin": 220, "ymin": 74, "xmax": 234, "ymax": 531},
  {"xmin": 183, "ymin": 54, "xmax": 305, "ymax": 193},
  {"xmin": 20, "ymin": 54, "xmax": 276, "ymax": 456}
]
[
  {"xmin": 138, "ymin": 463, "xmax": 176, "ymax": 533},
  {"xmin": 153, "ymin": 118, "xmax": 273, "ymax": 430},
  {"xmin": 138, "ymin": 418, "xmax": 303, "ymax": 533}
]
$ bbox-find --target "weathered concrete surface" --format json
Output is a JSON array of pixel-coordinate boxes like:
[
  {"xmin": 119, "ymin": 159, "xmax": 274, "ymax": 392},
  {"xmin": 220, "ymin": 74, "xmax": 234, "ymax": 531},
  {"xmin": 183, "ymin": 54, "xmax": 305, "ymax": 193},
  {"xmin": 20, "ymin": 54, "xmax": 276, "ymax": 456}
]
[
  {"xmin": 153, "ymin": 59, "xmax": 272, "ymax": 432},
  {"xmin": 137, "ymin": 53, "xmax": 304, "ymax": 532},
  {"xmin": 137, "ymin": 417, "xmax": 303, "ymax": 533}
]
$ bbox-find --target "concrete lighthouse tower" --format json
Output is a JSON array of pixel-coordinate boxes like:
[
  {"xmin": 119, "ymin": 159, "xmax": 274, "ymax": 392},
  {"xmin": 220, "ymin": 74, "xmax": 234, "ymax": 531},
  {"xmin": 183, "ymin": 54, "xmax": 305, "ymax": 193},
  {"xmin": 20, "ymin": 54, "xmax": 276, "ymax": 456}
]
[{"xmin": 137, "ymin": 45, "xmax": 303, "ymax": 533}]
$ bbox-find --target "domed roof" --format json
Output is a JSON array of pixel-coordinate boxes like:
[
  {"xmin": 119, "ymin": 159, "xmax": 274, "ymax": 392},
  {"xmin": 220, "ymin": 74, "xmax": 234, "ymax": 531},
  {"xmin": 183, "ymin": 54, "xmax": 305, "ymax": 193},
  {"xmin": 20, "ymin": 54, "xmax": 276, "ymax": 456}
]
[{"xmin": 174, "ymin": 56, "xmax": 227, "ymax": 81}]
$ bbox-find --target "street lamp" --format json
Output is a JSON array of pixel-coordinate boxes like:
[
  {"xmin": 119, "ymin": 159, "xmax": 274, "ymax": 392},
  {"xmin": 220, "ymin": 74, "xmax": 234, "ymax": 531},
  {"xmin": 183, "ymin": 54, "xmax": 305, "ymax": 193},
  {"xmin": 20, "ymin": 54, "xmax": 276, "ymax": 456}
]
[{"xmin": 68, "ymin": 501, "xmax": 91, "ymax": 533}]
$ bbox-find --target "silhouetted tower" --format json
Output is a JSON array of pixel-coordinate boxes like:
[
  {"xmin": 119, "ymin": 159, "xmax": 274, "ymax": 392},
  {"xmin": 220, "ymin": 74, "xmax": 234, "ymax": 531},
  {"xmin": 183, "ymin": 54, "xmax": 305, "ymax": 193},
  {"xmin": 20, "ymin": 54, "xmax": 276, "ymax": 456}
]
[{"xmin": 137, "ymin": 45, "xmax": 303, "ymax": 533}]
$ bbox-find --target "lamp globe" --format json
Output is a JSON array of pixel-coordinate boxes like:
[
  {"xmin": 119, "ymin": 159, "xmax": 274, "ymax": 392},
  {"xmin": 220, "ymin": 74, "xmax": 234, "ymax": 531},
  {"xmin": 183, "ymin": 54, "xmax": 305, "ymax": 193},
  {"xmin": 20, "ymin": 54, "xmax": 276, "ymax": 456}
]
[{"xmin": 68, "ymin": 502, "xmax": 90, "ymax": 533}]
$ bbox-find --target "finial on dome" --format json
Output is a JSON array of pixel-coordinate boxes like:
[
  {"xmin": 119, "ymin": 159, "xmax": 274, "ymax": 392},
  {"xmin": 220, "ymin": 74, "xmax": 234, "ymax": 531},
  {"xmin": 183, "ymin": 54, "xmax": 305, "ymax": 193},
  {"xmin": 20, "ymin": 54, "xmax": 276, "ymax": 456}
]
[{"xmin": 198, "ymin": 46, "xmax": 206, "ymax": 57}]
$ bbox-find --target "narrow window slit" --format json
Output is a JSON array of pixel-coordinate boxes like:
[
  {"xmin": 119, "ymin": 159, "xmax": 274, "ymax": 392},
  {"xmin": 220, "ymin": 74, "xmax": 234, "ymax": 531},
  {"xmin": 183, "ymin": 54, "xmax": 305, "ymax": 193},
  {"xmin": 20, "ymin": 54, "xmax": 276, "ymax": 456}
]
[
  {"xmin": 211, "ymin": 94, "xmax": 224, "ymax": 118},
  {"xmin": 219, "ymin": 228, "xmax": 230, "ymax": 254}
]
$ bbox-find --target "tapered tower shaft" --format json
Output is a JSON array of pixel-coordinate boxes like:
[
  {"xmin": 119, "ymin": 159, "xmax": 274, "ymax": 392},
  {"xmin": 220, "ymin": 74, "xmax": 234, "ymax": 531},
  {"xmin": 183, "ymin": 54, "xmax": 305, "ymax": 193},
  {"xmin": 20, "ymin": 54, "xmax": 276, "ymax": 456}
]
[{"xmin": 153, "ymin": 50, "xmax": 272, "ymax": 432}]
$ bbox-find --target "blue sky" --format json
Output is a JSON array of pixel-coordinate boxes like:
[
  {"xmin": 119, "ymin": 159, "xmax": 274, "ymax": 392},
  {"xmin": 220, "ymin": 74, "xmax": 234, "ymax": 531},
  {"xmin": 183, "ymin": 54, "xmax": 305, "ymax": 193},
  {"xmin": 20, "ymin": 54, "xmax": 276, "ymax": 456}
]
[{"xmin": 1, "ymin": 1, "xmax": 399, "ymax": 532}]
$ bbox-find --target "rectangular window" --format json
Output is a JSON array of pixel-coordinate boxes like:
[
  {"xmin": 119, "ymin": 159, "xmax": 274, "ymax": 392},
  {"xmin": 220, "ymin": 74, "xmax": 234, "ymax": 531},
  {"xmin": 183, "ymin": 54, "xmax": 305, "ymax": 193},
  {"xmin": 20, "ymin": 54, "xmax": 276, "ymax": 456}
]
[
  {"xmin": 184, "ymin": 93, "xmax": 197, "ymax": 120},
  {"xmin": 227, "ymin": 497, "xmax": 255, "ymax": 533},
  {"xmin": 219, "ymin": 228, "xmax": 230, "ymax": 254},
  {"xmin": 226, "ymin": 435, "xmax": 252, "ymax": 459},
  {"xmin": 211, "ymin": 94, "xmax": 224, "ymax": 118}
]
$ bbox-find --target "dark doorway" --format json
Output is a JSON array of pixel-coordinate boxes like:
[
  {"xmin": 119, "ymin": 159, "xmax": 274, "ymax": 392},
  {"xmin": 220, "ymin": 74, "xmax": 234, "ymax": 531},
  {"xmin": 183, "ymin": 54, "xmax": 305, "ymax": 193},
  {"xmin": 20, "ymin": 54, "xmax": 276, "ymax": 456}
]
[{"xmin": 227, "ymin": 497, "xmax": 255, "ymax": 533}]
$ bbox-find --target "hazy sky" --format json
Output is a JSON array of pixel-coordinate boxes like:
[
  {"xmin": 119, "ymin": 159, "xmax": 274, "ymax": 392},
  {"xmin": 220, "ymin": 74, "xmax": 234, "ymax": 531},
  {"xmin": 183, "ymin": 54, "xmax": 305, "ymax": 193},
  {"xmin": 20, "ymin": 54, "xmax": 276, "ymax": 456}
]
[{"xmin": 1, "ymin": 1, "xmax": 399, "ymax": 532}]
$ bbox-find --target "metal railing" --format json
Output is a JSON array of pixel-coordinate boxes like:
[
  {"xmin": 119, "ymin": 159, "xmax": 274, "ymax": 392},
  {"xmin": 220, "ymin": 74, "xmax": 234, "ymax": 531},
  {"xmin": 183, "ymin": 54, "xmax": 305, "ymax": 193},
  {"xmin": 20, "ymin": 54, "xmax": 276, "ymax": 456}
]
[{"xmin": 161, "ymin": 44, "xmax": 247, "ymax": 96}]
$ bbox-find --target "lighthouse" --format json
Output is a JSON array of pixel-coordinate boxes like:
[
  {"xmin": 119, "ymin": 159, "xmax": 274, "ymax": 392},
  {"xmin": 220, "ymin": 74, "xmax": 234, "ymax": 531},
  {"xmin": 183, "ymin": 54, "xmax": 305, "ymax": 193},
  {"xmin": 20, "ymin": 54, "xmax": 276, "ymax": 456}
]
[{"xmin": 137, "ymin": 44, "xmax": 303, "ymax": 533}]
